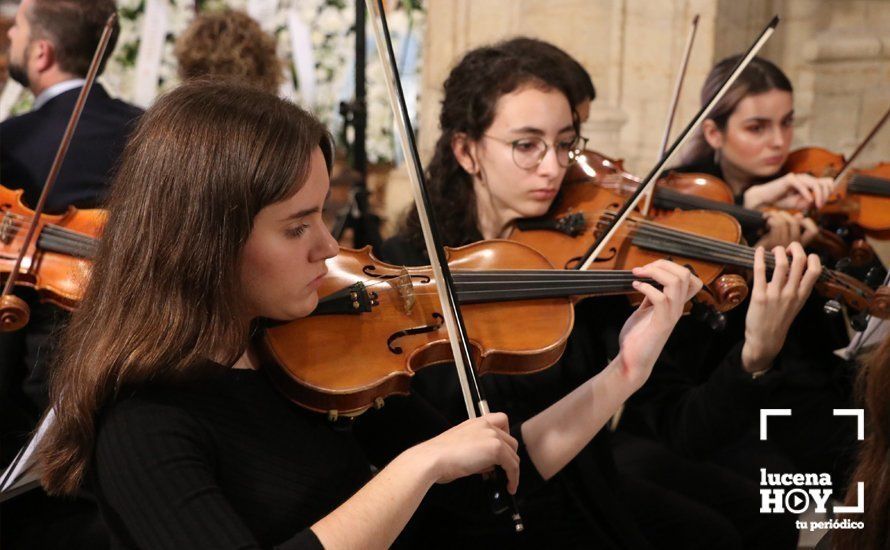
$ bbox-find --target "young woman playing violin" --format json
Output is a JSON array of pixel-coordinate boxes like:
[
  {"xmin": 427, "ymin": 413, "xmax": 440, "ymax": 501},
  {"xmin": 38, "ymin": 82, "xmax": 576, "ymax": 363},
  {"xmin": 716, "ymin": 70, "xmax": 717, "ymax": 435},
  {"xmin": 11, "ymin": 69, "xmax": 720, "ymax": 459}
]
[
  {"xmin": 372, "ymin": 40, "xmax": 793, "ymax": 549},
  {"xmin": 619, "ymin": 56, "xmax": 859, "ymax": 541},
  {"xmin": 34, "ymin": 76, "xmax": 701, "ymax": 549},
  {"xmin": 36, "ymin": 80, "xmax": 530, "ymax": 549},
  {"xmin": 674, "ymin": 55, "xmax": 833, "ymax": 250}
]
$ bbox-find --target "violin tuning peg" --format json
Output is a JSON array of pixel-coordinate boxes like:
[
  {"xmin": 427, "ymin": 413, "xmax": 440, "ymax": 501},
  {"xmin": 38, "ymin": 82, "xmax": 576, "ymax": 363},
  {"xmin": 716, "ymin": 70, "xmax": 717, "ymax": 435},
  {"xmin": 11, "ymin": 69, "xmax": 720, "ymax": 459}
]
[
  {"xmin": 707, "ymin": 310, "xmax": 727, "ymax": 332},
  {"xmin": 823, "ymin": 300, "xmax": 842, "ymax": 316},
  {"xmin": 833, "ymin": 257, "xmax": 851, "ymax": 273},
  {"xmin": 865, "ymin": 266, "xmax": 887, "ymax": 288},
  {"xmin": 689, "ymin": 299, "xmax": 727, "ymax": 331},
  {"xmin": 850, "ymin": 312, "xmax": 869, "ymax": 332}
]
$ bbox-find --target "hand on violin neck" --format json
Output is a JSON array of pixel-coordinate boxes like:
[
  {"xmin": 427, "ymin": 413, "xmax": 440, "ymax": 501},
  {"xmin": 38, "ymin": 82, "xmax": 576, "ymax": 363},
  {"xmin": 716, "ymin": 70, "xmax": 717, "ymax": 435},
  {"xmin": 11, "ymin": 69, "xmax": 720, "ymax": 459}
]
[
  {"xmin": 743, "ymin": 173, "xmax": 835, "ymax": 210},
  {"xmin": 741, "ymin": 244, "xmax": 821, "ymax": 374},
  {"xmin": 614, "ymin": 260, "xmax": 703, "ymax": 391},
  {"xmin": 755, "ymin": 211, "xmax": 820, "ymax": 249},
  {"xmin": 407, "ymin": 412, "xmax": 519, "ymax": 495}
]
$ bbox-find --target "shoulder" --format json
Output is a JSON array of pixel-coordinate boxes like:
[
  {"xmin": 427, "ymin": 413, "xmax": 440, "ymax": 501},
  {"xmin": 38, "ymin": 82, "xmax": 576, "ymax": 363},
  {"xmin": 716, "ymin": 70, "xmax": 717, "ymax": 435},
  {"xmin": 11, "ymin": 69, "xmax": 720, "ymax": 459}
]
[
  {"xmin": 105, "ymin": 96, "xmax": 144, "ymax": 121},
  {"xmin": 0, "ymin": 109, "xmax": 41, "ymax": 134},
  {"xmin": 93, "ymin": 388, "xmax": 221, "ymax": 492},
  {"xmin": 88, "ymin": 86, "xmax": 144, "ymax": 124},
  {"xmin": 96, "ymin": 390, "xmax": 212, "ymax": 454}
]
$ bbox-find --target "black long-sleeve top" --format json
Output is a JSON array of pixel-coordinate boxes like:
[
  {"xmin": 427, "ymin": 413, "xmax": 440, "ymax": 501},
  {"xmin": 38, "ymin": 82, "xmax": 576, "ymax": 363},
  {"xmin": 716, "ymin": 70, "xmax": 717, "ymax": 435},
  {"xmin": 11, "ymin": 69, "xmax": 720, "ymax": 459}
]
[
  {"xmin": 93, "ymin": 367, "xmax": 364, "ymax": 549},
  {"xmin": 621, "ymin": 160, "xmax": 853, "ymax": 458},
  {"xmin": 92, "ymin": 358, "xmax": 553, "ymax": 549}
]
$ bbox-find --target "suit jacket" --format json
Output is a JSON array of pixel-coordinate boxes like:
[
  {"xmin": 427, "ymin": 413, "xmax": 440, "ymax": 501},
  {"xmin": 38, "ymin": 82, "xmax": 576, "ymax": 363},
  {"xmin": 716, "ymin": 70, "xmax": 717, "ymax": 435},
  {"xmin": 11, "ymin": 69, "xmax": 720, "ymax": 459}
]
[{"xmin": 0, "ymin": 84, "xmax": 143, "ymax": 213}]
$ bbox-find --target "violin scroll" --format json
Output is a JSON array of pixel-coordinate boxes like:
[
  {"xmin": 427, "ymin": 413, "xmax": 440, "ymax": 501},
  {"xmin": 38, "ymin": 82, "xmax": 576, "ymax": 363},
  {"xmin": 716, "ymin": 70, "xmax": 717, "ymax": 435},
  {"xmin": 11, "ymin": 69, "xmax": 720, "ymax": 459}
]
[
  {"xmin": 709, "ymin": 274, "xmax": 749, "ymax": 312},
  {"xmin": 0, "ymin": 294, "xmax": 29, "ymax": 332}
]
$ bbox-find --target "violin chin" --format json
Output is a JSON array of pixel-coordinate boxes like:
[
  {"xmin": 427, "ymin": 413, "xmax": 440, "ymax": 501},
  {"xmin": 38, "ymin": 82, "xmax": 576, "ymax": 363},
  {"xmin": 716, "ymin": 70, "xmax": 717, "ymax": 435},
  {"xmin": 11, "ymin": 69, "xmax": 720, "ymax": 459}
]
[{"xmin": 0, "ymin": 294, "xmax": 30, "ymax": 333}]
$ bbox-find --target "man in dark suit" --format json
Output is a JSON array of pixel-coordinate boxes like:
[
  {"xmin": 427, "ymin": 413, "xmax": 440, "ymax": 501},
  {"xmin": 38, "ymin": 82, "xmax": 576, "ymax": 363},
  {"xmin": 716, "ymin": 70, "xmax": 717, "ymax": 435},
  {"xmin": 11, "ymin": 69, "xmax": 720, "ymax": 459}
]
[
  {"xmin": 2, "ymin": 0, "xmax": 142, "ymax": 213},
  {"xmin": 1, "ymin": 1, "xmax": 141, "ymax": 547}
]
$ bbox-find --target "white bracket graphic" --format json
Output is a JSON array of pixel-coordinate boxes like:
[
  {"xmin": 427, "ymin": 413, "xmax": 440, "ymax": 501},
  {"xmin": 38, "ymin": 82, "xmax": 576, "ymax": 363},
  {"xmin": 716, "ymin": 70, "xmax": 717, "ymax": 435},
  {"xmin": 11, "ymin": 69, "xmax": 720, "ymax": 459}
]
[
  {"xmin": 833, "ymin": 409, "xmax": 865, "ymax": 441},
  {"xmin": 760, "ymin": 409, "xmax": 791, "ymax": 440},
  {"xmin": 834, "ymin": 482, "xmax": 865, "ymax": 514}
]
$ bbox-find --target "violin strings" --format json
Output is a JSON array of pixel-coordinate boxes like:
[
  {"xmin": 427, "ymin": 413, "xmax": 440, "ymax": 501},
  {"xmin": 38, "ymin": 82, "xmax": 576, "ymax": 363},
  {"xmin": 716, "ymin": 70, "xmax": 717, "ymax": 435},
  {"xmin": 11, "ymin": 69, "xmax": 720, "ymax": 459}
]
[
  {"xmin": 355, "ymin": 269, "xmax": 657, "ymax": 301},
  {"xmin": 595, "ymin": 211, "xmax": 844, "ymax": 285},
  {"xmin": 1, "ymin": 212, "xmax": 99, "ymax": 256},
  {"xmin": 593, "ymin": 210, "xmax": 855, "ymax": 296},
  {"xmin": 2, "ymin": 211, "xmax": 98, "ymax": 240},
  {"xmin": 529, "ymin": 205, "xmax": 854, "ymax": 295},
  {"xmin": 653, "ymin": 188, "xmax": 765, "ymax": 227},
  {"xmin": 1, "ymin": 220, "xmax": 98, "ymax": 248},
  {"xmin": 847, "ymin": 174, "xmax": 890, "ymax": 197}
]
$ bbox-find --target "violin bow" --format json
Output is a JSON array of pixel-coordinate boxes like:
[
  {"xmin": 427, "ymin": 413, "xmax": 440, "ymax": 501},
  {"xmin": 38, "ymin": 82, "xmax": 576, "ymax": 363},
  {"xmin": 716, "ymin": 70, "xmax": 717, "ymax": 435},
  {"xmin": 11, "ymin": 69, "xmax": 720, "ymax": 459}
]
[
  {"xmin": 831, "ymin": 102, "xmax": 890, "ymax": 187},
  {"xmin": 642, "ymin": 13, "xmax": 700, "ymax": 216},
  {"xmin": 365, "ymin": 0, "xmax": 524, "ymax": 532},
  {"xmin": 578, "ymin": 15, "xmax": 780, "ymax": 271},
  {"xmin": 0, "ymin": 14, "xmax": 118, "ymax": 332}
]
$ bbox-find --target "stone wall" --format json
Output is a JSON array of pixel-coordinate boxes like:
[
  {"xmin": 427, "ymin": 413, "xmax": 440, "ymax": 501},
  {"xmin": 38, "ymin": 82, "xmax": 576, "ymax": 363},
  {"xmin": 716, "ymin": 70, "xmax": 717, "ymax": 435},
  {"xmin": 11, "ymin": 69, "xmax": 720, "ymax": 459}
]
[
  {"xmin": 417, "ymin": 0, "xmax": 890, "ymax": 174},
  {"xmin": 380, "ymin": 0, "xmax": 889, "ymax": 245}
]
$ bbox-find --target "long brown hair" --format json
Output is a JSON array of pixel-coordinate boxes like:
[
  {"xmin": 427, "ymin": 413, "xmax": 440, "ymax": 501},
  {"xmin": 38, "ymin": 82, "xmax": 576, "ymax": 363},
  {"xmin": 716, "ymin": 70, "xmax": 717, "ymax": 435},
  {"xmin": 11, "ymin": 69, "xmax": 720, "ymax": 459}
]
[
  {"xmin": 39, "ymin": 79, "xmax": 332, "ymax": 496},
  {"xmin": 399, "ymin": 39, "xmax": 579, "ymax": 256},
  {"xmin": 681, "ymin": 55, "xmax": 792, "ymax": 166},
  {"xmin": 833, "ymin": 334, "xmax": 890, "ymax": 550}
]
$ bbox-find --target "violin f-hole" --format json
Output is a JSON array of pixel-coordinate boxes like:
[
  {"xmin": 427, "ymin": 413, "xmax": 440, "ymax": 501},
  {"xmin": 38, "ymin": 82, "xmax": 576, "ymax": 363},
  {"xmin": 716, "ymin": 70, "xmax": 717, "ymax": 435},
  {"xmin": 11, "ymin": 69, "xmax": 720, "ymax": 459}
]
[{"xmin": 387, "ymin": 313, "xmax": 445, "ymax": 354}]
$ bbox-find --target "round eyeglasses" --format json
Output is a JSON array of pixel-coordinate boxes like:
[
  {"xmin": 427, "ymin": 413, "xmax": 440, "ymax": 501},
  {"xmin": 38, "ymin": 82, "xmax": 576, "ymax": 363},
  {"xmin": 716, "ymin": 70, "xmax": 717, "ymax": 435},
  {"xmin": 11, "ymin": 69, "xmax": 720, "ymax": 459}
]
[{"xmin": 483, "ymin": 135, "xmax": 588, "ymax": 170}]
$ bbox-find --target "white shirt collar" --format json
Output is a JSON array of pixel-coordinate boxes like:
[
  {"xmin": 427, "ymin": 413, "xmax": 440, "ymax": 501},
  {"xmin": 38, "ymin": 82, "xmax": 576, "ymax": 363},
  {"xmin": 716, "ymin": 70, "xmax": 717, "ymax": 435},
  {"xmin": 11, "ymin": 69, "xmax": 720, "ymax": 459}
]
[{"xmin": 33, "ymin": 79, "xmax": 87, "ymax": 111}]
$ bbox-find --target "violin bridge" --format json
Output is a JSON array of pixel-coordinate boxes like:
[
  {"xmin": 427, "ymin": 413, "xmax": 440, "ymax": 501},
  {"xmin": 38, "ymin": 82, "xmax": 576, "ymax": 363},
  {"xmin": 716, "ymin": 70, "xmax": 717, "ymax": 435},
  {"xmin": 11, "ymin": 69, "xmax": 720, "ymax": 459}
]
[
  {"xmin": 387, "ymin": 267, "xmax": 416, "ymax": 315},
  {"xmin": 0, "ymin": 211, "xmax": 15, "ymax": 244}
]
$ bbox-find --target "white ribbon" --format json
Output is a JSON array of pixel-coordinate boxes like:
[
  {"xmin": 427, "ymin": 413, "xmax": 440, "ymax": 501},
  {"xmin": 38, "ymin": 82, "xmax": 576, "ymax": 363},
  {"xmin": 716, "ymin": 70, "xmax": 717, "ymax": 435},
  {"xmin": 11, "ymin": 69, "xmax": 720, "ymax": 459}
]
[
  {"xmin": 133, "ymin": 0, "xmax": 169, "ymax": 108},
  {"xmin": 0, "ymin": 80, "xmax": 24, "ymax": 121},
  {"xmin": 287, "ymin": 7, "xmax": 316, "ymax": 107},
  {"xmin": 248, "ymin": 0, "xmax": 279, "ymax": 32}
]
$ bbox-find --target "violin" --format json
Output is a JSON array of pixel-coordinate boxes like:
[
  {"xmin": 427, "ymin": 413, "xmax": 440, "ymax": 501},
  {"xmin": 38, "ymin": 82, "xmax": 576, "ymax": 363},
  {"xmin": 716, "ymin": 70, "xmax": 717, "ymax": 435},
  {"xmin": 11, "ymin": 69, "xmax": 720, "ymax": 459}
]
[
  {"xmin": 0, "ymin": 185, "xmax": 102, "ymax": 322},
  {"xmin": 783, "ymin": 146, "xmax": 846, "ymax": 178},
  {"xmin": 569, "ymin": 149, "xmax": 851, "ymax": 260},
  {"xmin": 787, "ymin": 148, "xmax": 890, "ymax": 239},
  {"xmin": 513, "ymin": 181, "xmax": 749, "ymax": 320},
  {"xmin": 510, "ymin": 181, "xmax": 890, "ymax": 327},
  {"xmin": 0, "ymin": 15, "xmax": 115, "ymax": 332},
  {"xmin": 257, "ymin": 240, "xmax": 656, "ymax": 416},
  {"xmin": 570, "ymin": 149, "xmax": 765, "ymax": 230}
]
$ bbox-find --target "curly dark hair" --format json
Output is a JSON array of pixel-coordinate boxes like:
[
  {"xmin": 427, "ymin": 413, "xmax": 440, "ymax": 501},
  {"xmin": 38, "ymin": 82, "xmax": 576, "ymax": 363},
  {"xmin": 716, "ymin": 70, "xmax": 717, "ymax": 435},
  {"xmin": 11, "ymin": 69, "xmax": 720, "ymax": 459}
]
[
  {"xmin": 399, "ymin": 39, "xmax": 581, "ymax": 257},
  {"xmin": 496, "ymin": 37, "xmax": 595, "ymax": 105},
  {"xmin": 175, "ymin": 10, "xmax": 282, "ymax": 94}
]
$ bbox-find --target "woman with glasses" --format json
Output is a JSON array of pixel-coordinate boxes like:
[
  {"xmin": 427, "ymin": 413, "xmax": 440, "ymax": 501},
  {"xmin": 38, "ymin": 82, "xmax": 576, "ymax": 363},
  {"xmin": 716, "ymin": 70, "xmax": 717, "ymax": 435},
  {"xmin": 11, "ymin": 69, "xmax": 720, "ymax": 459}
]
[
  {"xmin": 31, "ymin": 75, "xmax": 707, "ymax": 549},
  {"xmin": 365, "ymin": 39, "xmax": 778, "ymax": 550}
]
